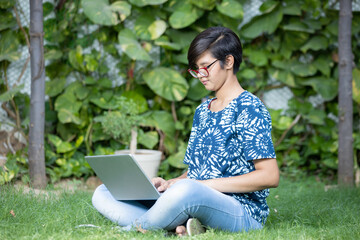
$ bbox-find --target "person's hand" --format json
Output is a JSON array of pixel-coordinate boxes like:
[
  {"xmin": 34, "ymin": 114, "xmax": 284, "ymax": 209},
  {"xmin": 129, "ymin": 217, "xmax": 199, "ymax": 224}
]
[
  {"xmin": 152, "ymin": 177, "xmax": 167, "ymax": 192},
  {"xmin": 151, "ymin": 177, "xmax": 181, "ymax": 192}
]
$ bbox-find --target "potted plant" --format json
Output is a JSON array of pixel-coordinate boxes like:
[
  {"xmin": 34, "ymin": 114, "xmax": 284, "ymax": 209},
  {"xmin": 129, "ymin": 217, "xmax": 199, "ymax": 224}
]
[{"xmin": 98, "ymin": 96, "xmax": 162, "ymax": 179}]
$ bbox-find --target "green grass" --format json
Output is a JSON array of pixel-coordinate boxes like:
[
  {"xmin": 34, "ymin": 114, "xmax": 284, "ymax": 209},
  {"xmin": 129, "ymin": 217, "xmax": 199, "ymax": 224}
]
[{"xmin": 1, "ymin": 177, "xmax": 359, "ymax": 240}]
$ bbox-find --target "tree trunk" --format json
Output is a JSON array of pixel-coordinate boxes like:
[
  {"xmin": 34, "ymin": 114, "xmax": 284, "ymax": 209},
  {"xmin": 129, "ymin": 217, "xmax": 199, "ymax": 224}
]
[
  {"xmin": 338, "ymin": 0, "xmax": 354, "ymax": 186},
  {"xmin": 28, "ymin": 0, "xmax": 46, "ymax": 188}
]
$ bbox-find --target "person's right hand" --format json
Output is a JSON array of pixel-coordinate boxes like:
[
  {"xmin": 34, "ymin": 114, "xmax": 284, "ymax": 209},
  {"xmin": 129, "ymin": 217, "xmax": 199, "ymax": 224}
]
[
  {"xmin": 151, "ymin": 177, "xmax": 180, "ymax": 192},
  {"xmin": 151, "ymin": 177, "xmax": 168, "ymax": 192}
]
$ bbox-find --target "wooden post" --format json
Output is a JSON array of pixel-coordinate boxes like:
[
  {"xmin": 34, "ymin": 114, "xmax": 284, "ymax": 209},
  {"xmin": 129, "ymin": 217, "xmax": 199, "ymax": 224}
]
[
  {"xmin": 28, "ymin": 0, "xmax": 46, "ymax": 188},
  {"xmin": 338, "ymin": 0, "xmax": 354, "ymax": 186}
]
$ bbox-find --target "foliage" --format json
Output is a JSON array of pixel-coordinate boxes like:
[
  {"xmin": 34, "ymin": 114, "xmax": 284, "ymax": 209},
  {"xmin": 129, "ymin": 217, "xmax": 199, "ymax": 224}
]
[
  {"xmin": 1, "ymin": 0, "xmax": 360, "ymax": 183},
  {"xmin": 97, "ymin": 97, "xmax": 142, "ymax": 142}
]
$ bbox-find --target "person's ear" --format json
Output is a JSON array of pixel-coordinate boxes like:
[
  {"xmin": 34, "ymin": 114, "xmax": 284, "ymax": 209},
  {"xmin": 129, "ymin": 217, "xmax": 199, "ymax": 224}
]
[{"xmin": 225, "ymin": 55, "xmax": 234, "ymax": 69}]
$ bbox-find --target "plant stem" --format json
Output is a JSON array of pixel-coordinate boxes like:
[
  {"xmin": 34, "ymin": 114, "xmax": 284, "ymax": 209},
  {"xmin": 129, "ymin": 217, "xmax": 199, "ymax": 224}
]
[{"xmin": 130, "ymin": 126, "xmax": 137, "ymax": 155}]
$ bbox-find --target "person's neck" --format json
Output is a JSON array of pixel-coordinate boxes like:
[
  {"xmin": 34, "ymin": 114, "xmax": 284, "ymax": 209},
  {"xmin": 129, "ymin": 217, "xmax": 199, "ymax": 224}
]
[{"xmin": 215, "ymin": 75, "xmax": 244, "ymax": 102}]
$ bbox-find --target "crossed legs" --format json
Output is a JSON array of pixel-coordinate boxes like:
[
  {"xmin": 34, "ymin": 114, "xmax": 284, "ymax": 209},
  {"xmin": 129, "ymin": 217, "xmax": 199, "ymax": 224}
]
[{"xmin": 92, "ymin": 179, "xmax": 262, "ymax": 232}]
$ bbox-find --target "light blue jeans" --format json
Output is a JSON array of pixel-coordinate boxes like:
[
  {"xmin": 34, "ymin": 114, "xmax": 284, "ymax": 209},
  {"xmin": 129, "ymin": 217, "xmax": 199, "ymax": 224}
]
[{"xmin": 92, "ymin": 179, "xmax": 262, "ymax": 232}]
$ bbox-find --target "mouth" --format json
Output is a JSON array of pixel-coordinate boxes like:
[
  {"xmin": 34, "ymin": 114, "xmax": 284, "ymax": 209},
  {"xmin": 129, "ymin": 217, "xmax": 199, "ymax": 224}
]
[{"xmin": 201, "ymin": 80, "xmax": 208, "ymax": 85}]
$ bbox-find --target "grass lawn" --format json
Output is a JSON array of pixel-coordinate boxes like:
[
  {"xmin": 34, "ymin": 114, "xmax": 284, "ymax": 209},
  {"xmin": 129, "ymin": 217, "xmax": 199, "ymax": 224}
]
[{"xmin": 1, "ymin": 177, "xmax": 359, "ymax": 240}]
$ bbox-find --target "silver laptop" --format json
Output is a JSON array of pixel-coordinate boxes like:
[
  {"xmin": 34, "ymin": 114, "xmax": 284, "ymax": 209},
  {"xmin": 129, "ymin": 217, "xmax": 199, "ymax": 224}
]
[{"xmin": 86, "ymin": 154, "xmax": 161, "ymax": 200}]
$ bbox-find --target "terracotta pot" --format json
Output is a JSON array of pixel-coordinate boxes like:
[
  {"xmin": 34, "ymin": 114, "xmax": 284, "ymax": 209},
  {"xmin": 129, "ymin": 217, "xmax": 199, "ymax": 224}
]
[{"xmin": 114, "ymin": 149, "xmax": 162, "ymax": 179}]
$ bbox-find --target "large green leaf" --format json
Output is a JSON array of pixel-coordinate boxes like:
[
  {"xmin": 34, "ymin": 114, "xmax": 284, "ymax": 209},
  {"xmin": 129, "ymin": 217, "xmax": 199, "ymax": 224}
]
[
  {"xmin": 290, "ymin": 62, "xmax": 317, "ymax": 77},
  {"xmin": 0, "ymin": 11, "xmax": 16, "ymax": 31},
  {"xmin": 283, "ymin": 31, "xmax": 309, "ymax": 52},
  {"xmin": 122, "ymin": 91, "xmax": 148, "ymax": 113},
  {"xmin": 190, "ymin": 0, "xmax": 216, "ymax": 10},
  {"xmin": 55, "ymin": 92, "xmax": 81, "ymax": 113},
  {"xmin": 58, "ymin": 109, "xmax": 82, "ymax": 125},
  {"xmin": 48, "ymin": 134, "xmax": 75, "ymax": 153},
  {"xmin": 271, "ymin": 60, "xmax": 290, "ymax": 70},
  {"xmin": 282, "ymin": 3, "xmax": 301, "ymax": 16},
  {"xmin": 141, "ymin": 111, "xmax": 175, "ymax": 137},
  {"xmin": 82, "ymin": 0, "xmax": 131, "ymax": 26},
  {"xmin": 0, "ymin": 30, "xmax": 20, "ymax": 62},
  {"xmin": 187, "ymin": 78, "xmax": 210, "ymax": 101},
  {"xmin": 241, "ymin": 6, "xmax": 283, "ymax": 39},
  {"xmin": 259, "ymin": 0, "xmax": 279, "ymax": 13},
  {"xmin": 283, "ymin": 22, "xmax": 315, "ymax": 33},
  {"xmin": 304, "ymin": 109, "xmax": 326, "ymax": 125},
  {"xmin": 135, "ymin": 14, "xmax": 167, "ymax": 40},
  {"xmin": 148, "ymin": 20, "xmax": 167, "ymax": 40},
  {"xmin": 0, "ymin": 84, "xmax": 24, "ymax": 102},
  {"xmin": 210, "ymin": 11, "xmax": 240, "ymax": 33},
  {"xmin": 300, "ymin": 36, "xmax": 328, "ymax": 53},
  {"xmin": 45, "ymin": 78, "xmax": 67, "ymax": 97},
  {"xmin": 98, "ymin": 78, "xmax": 113, "ymax": 88},
  {"xmin": 301, "ymin": 77, "xmax": 338, "ymax": 101},
  {"xmin": 169, "ymin": 2, "xmax": 204, "ymax": 29},
  {"xmin": 269, "ymin": 68, "xmax": 296, "ymax": 87},
  {"xmin": 353, "ymin": 68, "xmax": 360, "ymax": 104},
  {"xmin": 167, "ymin": 29, "xmax": 197, "ymax": 48},
  {"xmin": 75, "ymin": 86, "xmax": 90, "ymax": 100},
  {"xmin": 0, "ymin": 0, "xmax": 15, "ymax": 8},
  {"xmin": 216, "ymin": 0, "xmax": 243, "ymax": 19},
  {"xmin": 43, "ymin": 2, "xmax": 54, "ymax": 17},
  {"xmin": 138, "ymin": 130, "xmax": 158, "ymax": 149},
  {"xmin": 143, "ymin": 67, "xmax": 189, "ymax": 101},
  {"xmin": 239, "ymin": 68, "xmax": 257, "ymax": 79},
  {"xmin": 272, "ymin": 115, "xmax": 294, "ymax": 131},
  {"xmin": 84, "ymin": 54, "xmax": 98, "ymax": 72},
  {"xmin": 68, "ymin": 45, "xmax": 86, "ymax": 72},
  {"xmin": 90, "ymin": 95, "xmax": 119, "ymax": 109},
  {"xmin": 154, "ymin": 36, "xmax": 182, "ymax": 51},
  {"xmin": 244, "ymin": 49, "xmax": 268, "ymax": 67},
  {"xmin": 44, "ymin": 49, "xmax": 63, "ymax": 61},
  {"xmin": 167, "ymin": 141, "xmax": 187, "ymax": 169},
  {"xmin": 118, "ymin": 29, "xmax": 152, "ymax": 61},
  {"xmin": 129, "ymin": 0, "xmax": 167, "ymax": 7},
  {"xmin": 174, "ymin": 52, "xmax": 188, "ymax": 65},
  {"xmin": 313, "ymin": 55, "xmax": 333, "ymax": 77}
]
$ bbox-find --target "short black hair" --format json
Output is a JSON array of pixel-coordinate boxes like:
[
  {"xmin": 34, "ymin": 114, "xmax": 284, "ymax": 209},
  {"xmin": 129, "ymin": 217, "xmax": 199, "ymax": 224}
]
[{"xmin": 187, "ymin": 26, "xmax": 243, "ymax": 74}]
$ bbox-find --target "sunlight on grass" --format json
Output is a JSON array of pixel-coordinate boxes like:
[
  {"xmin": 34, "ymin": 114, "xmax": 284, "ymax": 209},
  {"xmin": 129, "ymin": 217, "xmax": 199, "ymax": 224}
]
[{"xmin": 1, "ymin": 177, "xmax": 359, "ymax": 239}]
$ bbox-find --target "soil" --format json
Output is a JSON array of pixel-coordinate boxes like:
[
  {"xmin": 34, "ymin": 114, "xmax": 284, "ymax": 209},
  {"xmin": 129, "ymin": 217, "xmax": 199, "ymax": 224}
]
[{"xmin": 12, "ymin": 176, "xmax": 102, "ymax": 198}]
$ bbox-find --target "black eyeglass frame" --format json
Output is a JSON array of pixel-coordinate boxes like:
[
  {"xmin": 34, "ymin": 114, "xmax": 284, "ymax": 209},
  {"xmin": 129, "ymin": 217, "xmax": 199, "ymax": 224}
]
[{"xmin": 188, "ymin": 59, "xmax": 219, "ymax": 78}]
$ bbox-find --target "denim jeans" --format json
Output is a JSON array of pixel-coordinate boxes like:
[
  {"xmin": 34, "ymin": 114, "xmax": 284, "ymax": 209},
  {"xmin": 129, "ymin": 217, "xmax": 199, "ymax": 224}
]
[{"xmin": 92, "ymin": 179, "xmax": 262, "ymax": 232}]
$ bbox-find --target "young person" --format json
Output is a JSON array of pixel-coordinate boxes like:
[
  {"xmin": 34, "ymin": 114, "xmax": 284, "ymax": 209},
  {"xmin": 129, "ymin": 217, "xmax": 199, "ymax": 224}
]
[{"xmin": 92, "ymin": 26, "xmax": 279, "ymax": 236}]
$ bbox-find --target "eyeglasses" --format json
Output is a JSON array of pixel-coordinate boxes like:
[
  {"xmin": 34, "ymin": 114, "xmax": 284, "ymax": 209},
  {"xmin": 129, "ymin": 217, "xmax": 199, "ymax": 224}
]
[{"xmin": 188, "ymin": 59, "xmax": 218, "ymax": 78}]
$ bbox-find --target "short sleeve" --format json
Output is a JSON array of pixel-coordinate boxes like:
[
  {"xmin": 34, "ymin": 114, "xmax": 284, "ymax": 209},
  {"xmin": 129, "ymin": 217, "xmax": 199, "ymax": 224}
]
[{"xmin": 236, "ymin": 103, "xmax": 276, "ymax": 161}]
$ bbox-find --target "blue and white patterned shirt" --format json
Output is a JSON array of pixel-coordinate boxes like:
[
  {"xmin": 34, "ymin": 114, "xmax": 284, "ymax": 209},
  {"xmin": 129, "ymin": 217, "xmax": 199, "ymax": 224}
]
[{"xmin": 183, "ymin": 91, "xmax": 276, "ymax": 224}]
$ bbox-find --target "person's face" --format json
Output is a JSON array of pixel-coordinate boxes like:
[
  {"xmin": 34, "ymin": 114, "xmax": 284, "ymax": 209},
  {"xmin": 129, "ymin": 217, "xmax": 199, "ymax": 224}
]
[{"xmin": 190, "ymin": 51, "xmax": 228, "ymax": 92}]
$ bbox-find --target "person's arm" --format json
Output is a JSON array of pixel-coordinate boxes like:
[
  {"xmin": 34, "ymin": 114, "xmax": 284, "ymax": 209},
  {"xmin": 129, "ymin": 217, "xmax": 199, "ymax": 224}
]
[
  {"xmin": 152, "ymin": 171, "xmax": 188, "ymax": 192},
  {"xmin": 199, "ymin": 158, "xmax": 279, "ymax": 193}
]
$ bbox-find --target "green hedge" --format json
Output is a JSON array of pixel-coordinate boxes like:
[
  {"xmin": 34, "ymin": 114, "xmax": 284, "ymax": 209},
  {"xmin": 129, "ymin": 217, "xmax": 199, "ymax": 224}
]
[{"xmin": 1, "ymin": 0, "xmax": 360, "ymax": 184}]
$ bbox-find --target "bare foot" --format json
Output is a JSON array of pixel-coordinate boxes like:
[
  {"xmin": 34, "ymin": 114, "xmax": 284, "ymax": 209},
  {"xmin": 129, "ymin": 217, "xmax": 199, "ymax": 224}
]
[{"xmin": 175, "ymin": 225, "xmax": 187, "ymax": 236}]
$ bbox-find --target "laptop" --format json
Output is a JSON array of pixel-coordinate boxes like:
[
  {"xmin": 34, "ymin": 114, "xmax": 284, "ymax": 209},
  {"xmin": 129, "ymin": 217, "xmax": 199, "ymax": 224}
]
[{"xmin": 86, "ymin": 154, "xmax": 161, "ymax": 200}]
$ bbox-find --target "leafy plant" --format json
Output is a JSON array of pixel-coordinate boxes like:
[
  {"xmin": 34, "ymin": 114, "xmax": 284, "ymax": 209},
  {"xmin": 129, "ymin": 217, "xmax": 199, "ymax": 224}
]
[
  {"xmin": 1, "ymin": 0, "xmax": 360, "ymax": 183},
  {"xmin": 97, "ymin": 96, "xmax": 143, "ymax": 155}
]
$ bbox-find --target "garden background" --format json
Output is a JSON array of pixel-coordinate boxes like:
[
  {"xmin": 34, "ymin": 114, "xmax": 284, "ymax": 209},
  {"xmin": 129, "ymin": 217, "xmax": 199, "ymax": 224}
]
[{"xmin": 1, "ymin": 0, "xmax": 360, "ymax": 185}]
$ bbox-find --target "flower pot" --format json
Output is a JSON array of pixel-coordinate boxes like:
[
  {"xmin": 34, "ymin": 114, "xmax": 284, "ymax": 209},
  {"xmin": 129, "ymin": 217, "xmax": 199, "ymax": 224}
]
[{"xmin": 114, "ymin": 149, "xmax": 162, "ymax": 179}]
